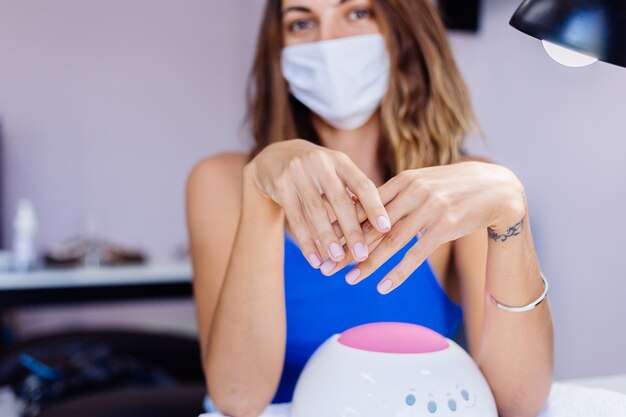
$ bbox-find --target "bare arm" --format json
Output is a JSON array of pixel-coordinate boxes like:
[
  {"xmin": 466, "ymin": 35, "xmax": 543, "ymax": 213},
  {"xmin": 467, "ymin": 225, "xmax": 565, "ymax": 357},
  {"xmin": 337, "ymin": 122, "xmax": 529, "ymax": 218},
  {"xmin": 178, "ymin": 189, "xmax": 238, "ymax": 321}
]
[
  {"xmin": 186, "ymin": 154, "xmax": 286, "ymax": 417},
  {"xmin": 451, "ymin": 155, "xmax": 553, "ymax": 417},
  {"xmin": 462, "ymin": 201, "xmax": 554, "ymax": 417},
  {"xmin": 186, "ymin": 141, "xmax": 389, "ymax": 417},
  {"xmin": 320, "ymin": 160, "xmax": 554, "ymax": 417}
]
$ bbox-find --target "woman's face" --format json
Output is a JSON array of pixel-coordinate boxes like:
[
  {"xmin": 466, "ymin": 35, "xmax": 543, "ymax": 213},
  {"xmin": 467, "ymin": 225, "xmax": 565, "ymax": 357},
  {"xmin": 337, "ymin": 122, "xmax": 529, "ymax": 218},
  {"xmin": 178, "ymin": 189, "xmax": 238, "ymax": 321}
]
[{"xmin": 281, "ymin": 0, "xmax": 380, "ymax": 46}]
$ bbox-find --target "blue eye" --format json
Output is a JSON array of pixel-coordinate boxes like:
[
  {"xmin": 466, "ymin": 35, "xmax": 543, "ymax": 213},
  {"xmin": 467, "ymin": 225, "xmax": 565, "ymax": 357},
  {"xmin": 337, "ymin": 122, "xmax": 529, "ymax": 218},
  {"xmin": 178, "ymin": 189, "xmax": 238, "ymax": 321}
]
[
  {"xmin": 348, "ymin": 8, "xmax": 371, "ymax": 21},
  {"xmin": 405, "ymin": 394, "xmax": 416, "ymax": 406},
  {"xmin": 289, "ymin": 19, "xmax": 315, "ymax": 33}
]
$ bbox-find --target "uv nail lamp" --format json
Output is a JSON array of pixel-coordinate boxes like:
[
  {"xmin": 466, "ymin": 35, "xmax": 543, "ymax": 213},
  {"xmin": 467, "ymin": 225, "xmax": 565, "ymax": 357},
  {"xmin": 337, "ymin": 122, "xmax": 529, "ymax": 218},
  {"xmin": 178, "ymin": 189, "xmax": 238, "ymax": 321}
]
[{"xmin": 291, "ymin": 322, "xmax": 497, "ymax": 417}]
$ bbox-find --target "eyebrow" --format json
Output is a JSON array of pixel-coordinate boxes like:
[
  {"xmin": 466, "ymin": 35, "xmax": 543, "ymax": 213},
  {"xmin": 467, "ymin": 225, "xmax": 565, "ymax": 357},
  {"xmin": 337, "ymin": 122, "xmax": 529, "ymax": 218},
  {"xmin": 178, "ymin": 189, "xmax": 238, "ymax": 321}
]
[{"xmin": 282, "ymin": 0, "xmax": 354, "ymax": 16}]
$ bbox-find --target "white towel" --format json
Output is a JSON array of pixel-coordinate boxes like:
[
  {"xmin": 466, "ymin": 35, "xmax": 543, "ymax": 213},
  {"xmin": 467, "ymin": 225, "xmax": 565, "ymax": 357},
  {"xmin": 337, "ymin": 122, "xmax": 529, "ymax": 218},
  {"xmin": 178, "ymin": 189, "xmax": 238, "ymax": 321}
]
[
  {"xmin": 537, "ymin": 383, "xmax": 626, "ymax": 417},
  {"xmin": 200, "ymin": 382, "xmax": 626, "ymax": 417}
]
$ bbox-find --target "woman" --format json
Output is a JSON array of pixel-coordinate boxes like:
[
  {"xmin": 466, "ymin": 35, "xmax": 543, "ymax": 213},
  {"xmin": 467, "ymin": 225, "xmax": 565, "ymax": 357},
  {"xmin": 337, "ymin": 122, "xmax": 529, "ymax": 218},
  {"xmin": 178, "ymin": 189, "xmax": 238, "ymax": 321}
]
[{"xmin": 186, "ymin": 1, "xmax": 554, "ymax": 416}]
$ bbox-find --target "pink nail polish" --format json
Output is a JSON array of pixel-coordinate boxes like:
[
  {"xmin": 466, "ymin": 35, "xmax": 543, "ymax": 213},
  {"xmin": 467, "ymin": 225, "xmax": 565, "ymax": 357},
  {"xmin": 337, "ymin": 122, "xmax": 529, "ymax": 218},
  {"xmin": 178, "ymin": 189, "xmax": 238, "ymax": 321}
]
[
  {"xmin": 308, "ymin": 253, "xmax": 322, "ymax": 268},
  {"xmin": 378, "ymin": 279, "xmax": 393, "ymax": 294},
  {"xmin": 329, "ymin": 242, "xmax": 344, "ymax": 260},
  {"xmin": 345, "ymin": 268, "xmax": 361, "ymax": 284},
  {"xmin": 377, "ymin": 216, "xmax": 391, "ymax": 231},
  {"xmin": 320, "ymin": 260, "xmax": 336, "ymax": 275},
  {"xmin": 353, "ymin": 242, "xmax": 368, "ymax": 260}
]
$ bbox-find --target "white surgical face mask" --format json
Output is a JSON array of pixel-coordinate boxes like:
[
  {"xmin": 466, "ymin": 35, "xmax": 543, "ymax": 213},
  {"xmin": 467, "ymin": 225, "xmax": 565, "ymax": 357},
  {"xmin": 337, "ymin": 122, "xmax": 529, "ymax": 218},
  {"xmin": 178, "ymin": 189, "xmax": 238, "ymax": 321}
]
[{"xmin": 281, "ymin": 33, "xmax": 390, "ymax": 131}]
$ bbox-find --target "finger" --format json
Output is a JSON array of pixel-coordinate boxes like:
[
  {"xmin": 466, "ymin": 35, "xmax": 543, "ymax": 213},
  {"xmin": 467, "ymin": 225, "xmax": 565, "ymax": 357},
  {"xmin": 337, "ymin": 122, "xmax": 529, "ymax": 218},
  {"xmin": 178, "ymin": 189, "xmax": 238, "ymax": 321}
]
[
  {"xmin": 321, "ymin": 174, "xmax": 423, "ymax": 276},
  {"xmin": 291, "ymin": 166, "xmax": 345, "ymax": 263},
  {"xmin": 335, "ymin": 154, "xmax": 392, "ymax": 234},
  {"xmin": 343, "ymin": 170, "xmax": 418, "ymax": 222},
  {"xmin": 348, "ymin": 192, "xmax": 369, "ymax": 222},
  {"xmin": 321, "ymin": 210, "xmax": 389, "ymax": 276},
  {"xmin": 321, "ymin": 216, "xmax": 407, "ymax": 278},
  {"xmin": 320, "ymin": 234, "xmax": 386, "ymax": 277},
  {"xmin": 314, "ymin": 166, "xmax": 369, "ymax": 262},
  {"xmin": 308, "ymin": 214, "xmax": 331, "ymax": 261},
  {"xmin": 330, "ymin": 194, "xmax": 406, "ymax": 253},
  {"xmin": 321, "ymin": 193, "xmax": 349, "ymax": 247},
  {"xmin": 275, "ymin": 182, "xmax": 323, "ymax": 269},
  {"xmin": 331, "ymin": 177, "xmax": 418, "ymax": 245},
  {"xmin": 328, "ymin": 199, "xmax": 366, "ymax": 237},
  {"xmin": 376, "ymin": 171, "xmax": 410, "ymax": 204},
  {"xmin": 345, "ymin": 212, "xmax": 426, "ymax": 286},
  {"xmin": 330, "ymin": 191, "xmax": 369, "ymax": 230},
  {"xmin": 375, "ymin": 227, "xmax": 440, "ymax": 295}
]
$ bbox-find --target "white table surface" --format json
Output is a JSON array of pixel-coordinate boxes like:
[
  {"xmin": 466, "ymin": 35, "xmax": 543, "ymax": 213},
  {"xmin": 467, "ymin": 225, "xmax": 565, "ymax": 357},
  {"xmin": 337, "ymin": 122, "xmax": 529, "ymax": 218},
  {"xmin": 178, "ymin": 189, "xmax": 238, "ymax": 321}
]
[
  {"xmin": 0, "ymin": 262, "xmax": 192, "ymax": 291},
  {"xmin": 560, "ymin": 373, "xmax": 626, "ymax": 395}
]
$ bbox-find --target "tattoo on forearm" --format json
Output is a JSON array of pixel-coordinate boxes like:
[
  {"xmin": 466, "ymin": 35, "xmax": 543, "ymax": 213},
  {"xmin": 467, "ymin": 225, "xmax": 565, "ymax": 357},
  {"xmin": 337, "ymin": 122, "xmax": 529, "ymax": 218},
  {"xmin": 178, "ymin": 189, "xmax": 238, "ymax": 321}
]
[{"xmin": 488, "ymin": 217, "xmax": 525, "ymax": 242}]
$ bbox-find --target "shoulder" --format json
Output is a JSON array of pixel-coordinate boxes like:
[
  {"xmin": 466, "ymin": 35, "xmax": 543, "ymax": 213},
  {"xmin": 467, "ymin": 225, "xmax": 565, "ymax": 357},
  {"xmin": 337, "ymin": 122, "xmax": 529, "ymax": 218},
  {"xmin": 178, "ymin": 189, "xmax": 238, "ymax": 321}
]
[
  {"xmin": 186, "ymin": 152, "xmax": 249, "ymax": 199},
  {"xmin": 459, "ymin": 154, "xmax": 495, "ymax": 164},
  {"xmin": 187, "ymin": 152, "xmax": 249, "ymax": 185},
  {"xmin": 185, "ymin": 152, "xmax": 249, "ymax": 228}
]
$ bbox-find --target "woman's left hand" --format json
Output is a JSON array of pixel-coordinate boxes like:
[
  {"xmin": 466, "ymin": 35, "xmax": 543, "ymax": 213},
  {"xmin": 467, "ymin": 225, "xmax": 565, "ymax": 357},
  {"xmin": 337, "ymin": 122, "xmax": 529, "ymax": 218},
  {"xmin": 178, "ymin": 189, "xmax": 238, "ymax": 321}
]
[{"xmin": 322, "ymin": 161, "xmax": 528, "ymax": 294}]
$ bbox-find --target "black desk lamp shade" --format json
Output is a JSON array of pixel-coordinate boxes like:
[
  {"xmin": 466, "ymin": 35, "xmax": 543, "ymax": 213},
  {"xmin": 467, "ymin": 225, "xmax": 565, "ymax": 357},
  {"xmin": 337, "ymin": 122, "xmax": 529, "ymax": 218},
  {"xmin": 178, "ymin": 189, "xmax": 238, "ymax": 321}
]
[{"xmin": 510, "ymin": 0, "xmax": 626, "ymax": 68}]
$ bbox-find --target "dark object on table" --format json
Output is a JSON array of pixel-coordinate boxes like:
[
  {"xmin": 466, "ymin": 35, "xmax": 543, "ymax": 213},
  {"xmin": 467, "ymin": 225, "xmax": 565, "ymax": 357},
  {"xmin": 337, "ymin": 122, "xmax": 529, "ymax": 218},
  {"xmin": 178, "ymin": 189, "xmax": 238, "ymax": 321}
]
[
  {"xmin": 44, "ymin": 239, "xmax": 146, "ymax": 267},
  {"xmin": 37, "ymin": 385, "xmax": 207, "ymax": 417},
  {"xmin": 0, "ymin": 330, "xmax": 206, "ymax": 417}
]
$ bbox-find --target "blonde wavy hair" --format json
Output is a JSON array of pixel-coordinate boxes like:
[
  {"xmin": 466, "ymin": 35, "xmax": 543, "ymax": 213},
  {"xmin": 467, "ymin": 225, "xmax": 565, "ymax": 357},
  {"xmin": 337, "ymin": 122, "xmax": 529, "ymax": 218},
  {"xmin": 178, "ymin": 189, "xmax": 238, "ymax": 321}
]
[{"xmin": 247, "ymin": 0, "xmax": 480, "ymax": 180}]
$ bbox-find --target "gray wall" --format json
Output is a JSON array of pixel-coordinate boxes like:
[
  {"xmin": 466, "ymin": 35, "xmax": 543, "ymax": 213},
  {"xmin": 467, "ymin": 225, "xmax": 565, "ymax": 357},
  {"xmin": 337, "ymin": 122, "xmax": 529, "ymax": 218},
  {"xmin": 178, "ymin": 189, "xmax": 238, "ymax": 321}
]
[
  {"xmin": 0, "ymin": 0, "xmax": 624, "ymax": 379},
  {"xmin": 0, "ymin": 0, "xmax": 251, "ymax": 259},
  {"xmin": 451, "ymin": 0, "xmax": 626, "ymax": 379}
]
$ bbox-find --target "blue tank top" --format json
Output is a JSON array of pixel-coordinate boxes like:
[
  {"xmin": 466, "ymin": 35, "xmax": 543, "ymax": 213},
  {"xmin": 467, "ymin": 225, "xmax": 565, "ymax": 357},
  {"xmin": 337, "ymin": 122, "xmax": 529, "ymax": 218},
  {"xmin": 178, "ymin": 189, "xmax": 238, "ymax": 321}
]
[{"xmin": 272, "ymin": 231, "xmax": 463, "ymax": 403}]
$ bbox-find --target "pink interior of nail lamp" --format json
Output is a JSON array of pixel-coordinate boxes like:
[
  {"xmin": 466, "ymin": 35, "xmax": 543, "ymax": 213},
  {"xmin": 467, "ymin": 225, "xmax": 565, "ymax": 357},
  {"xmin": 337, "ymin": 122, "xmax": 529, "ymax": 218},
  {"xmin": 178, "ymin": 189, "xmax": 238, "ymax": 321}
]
[{"xmin": 337, "ymin": 322, "xmax": 449, "ymax": 354}]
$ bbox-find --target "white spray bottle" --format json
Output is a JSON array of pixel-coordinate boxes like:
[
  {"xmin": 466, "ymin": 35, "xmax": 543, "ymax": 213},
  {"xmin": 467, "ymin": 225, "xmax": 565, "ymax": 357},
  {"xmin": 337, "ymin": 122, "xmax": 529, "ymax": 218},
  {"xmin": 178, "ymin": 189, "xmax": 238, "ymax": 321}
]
[{"xmin": 12, "ymin": 199, "xmax": 38, "ymax": 272}]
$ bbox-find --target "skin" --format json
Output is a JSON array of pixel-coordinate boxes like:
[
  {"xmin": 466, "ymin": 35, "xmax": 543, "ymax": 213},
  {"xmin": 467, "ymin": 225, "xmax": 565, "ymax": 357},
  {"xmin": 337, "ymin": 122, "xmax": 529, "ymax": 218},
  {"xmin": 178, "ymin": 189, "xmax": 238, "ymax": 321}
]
[{"xmin": 186, "ymin": 1, "xmax": 554, "ymax": 417}]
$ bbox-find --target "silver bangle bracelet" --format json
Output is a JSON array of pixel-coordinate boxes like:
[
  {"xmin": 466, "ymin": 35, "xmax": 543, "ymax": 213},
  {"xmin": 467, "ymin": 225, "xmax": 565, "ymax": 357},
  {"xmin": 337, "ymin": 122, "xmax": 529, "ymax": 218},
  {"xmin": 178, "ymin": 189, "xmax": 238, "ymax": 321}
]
[{"xmin": 488, "ymin": 271, "xmax": 549, "ymax": 313}]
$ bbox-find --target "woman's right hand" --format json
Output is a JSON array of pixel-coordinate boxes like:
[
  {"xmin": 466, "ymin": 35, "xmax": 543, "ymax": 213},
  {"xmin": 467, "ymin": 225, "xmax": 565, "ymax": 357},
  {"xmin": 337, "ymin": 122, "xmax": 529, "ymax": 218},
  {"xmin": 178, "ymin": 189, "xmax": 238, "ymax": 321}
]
[{"xmin": 246, "ymin": 139, "xmax": 391, "ymax": 272}]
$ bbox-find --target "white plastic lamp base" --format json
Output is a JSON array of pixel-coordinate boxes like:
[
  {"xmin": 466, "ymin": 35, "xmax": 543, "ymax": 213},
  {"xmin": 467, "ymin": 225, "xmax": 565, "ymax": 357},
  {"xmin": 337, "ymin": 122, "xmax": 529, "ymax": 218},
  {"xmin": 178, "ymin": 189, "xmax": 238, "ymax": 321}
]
[
  {"xmin": 291, "ymin": 322, "xmax": 498, "ymax": 417},
  {"xmin": 542, "ymin": 40, "xmax": 598, "ymax": 67}
]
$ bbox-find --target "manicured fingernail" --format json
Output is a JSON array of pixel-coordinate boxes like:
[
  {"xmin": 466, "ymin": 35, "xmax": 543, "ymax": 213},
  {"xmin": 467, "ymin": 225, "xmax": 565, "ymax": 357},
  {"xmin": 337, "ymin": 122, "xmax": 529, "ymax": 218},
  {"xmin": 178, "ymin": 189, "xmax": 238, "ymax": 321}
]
[
  {"xmin": 345, "ymin": 268, "xmax": 361, "ymax": 284},
  {"xmin": 329, "ymin": 242, "xmax": 344, "ymax": 260},
  {"xmin": 353, "ymin": 242, "xmax": 368, "ymax": 261},
  {"xmin": 377, "ymin": 216, "xmax": 391, "ymax": 231},
  {"xmin": 308, "ymin": 253, "xmax": 322, "ymax": 268},
  {"xmin": 378, "ymin": 279, "xmax": 393, "ymax": 294},
  {"xmin": 320, "ymin": 259, "xmax": 336, "ymax": 275}
]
